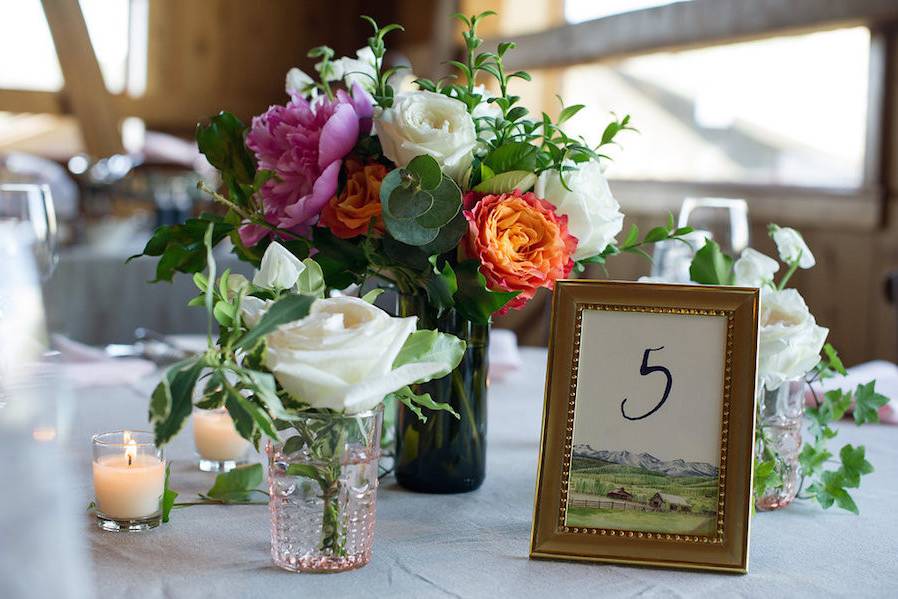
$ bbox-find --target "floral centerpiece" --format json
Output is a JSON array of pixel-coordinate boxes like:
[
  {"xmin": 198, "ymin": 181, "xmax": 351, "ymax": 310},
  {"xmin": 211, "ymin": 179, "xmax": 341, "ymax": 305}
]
[
  {"xmin": 686, "ymin": 226, "xmax": 887, "ymax": 513},
  {"xmin": 134, "ymin": 11, "xmax": 690, "ymax": 493}
]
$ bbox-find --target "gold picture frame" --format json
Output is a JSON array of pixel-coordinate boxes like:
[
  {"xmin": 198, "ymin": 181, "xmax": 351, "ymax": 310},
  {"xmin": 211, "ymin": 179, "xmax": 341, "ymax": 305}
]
[{"xmin": 530, "ymin": 280, "xmax": 760, "ymax": 574}]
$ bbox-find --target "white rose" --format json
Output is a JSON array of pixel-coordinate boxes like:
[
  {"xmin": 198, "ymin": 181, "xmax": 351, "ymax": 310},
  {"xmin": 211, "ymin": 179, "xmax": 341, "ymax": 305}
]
[
  {"xmin": 771, "ymin": 225, "xmax": 815, "ymax": 268},
  {"xmin": 733, "ymin": 248, "xmax": 779, "ymax": 288},
  {"xmin": 285, "ymin": 68, "xmax": 317, "ymax": 98},
  {"xmin": 337, "ymin": 47, "xmax": 377, "ymax": 92},
  {"xmin": 253, "ymin": 242, "xmax": 305, "ymax": 290},
  {"xmin": 758, "ymin": 288, "xmax": 828, "ymax": 390},
  {"xmin": 535, "ymin": 160, "xmax": 624, "ymax": 261},
  {"xmin": 374, "ymin": 91, "xmax": 476, "ymax": 183},
  {"xmin": 264, "ymin": 297, "xmax": 449, "ymax": 413}
]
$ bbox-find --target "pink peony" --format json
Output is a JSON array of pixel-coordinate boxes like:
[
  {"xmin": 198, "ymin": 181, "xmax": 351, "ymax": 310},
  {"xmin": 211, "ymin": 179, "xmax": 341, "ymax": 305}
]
[{"xmin": 241, "ymin": 84, "xmax": 373, "ymax": 245}]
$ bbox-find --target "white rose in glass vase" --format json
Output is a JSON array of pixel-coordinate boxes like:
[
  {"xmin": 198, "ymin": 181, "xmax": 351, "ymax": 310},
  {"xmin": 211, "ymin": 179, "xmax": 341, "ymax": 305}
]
[
  {"xmin": 374, "ymin": 91, "xmax": 476, "ymax": 183},
  {"xmin": 264, "ymin": 296, "xmax": 460, "ymax": 413},
  {"xmin": 758, "ymin": 287, "xmax": 829, "ymax": 390},
  {"xmin": 535, "ymin": 159, "xmax": 624, "ymax": 261}
]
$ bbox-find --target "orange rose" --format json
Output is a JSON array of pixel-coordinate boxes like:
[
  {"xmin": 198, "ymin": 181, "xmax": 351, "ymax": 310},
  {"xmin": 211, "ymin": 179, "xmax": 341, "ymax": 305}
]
[
  {"xmin": 464, "ymin": 190, "xmax": 577, "ymax": 312},
  {"xmin": 319, "ymin": 160, "xmax": 387, "ymax": 238}
]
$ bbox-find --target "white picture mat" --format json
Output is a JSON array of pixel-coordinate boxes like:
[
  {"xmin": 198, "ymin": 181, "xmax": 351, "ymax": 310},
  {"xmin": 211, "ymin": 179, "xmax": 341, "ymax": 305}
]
[{"xmin": 571, "ymin": 309, "xmax": 727, "ymax": 465}]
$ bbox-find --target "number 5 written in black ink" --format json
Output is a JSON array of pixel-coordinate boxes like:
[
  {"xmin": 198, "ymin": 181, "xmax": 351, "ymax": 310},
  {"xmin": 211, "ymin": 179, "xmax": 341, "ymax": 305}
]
[{"xmin": 620, "ymin": 346, "xmax": 672, "ymax": 421}]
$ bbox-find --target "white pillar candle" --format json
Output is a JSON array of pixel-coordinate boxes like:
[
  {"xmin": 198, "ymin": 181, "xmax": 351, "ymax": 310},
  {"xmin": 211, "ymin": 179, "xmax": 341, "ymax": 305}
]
[
  {"xmin": 92, "ymin": 440, "xmax": 164, "ymax": 519},
  {"xmin": 193, "ymin": 408, "xmax": 251, "ymax": 461}
]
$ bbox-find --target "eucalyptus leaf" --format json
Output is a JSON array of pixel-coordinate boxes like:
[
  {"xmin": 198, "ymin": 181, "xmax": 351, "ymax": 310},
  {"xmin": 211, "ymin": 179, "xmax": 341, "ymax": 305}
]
[
  {"xmin": 406, "ymin": 155, "xmax": 442, "ymax": 190},
  {"xmin": 414, "ymin": 176, "xmax": 461, "ymax": 229},
  {"xmin": 419, "ymin": 210, "xmax": 467, "ymax": 256}
]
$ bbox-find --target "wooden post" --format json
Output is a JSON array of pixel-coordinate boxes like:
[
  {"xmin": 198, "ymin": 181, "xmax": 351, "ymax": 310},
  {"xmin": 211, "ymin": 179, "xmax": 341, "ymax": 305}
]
[{"xmin": 40, "ymin": 0, "xmax": 124, "ymax": 157}]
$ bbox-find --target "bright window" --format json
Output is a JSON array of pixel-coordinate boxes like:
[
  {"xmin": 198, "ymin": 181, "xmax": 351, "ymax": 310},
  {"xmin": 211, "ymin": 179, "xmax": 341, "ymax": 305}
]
[
  {"xmin": 0, "ymin": 0, "xmax": 144, "ymax": 95},
  {"xmin": 566, "ymin": 0, "xmax": 690, "ymax": 22},
  {"xmin": 555, "ymin": 27, "xmax": 870, "ymax": 188}
]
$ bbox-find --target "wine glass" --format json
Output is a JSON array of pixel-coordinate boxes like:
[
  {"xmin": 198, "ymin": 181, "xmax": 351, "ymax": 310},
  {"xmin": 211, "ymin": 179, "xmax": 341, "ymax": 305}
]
[
  {"xmin": 651, "ymin": 197, "xmax": 749, "ymax": 282},
  {"xmin": 0, "ymin": 183, "xmax": 58, "ymax": 279},
  {"xmin": 678, "ymin": 197, "xmax": 749, "ymax": 257}
]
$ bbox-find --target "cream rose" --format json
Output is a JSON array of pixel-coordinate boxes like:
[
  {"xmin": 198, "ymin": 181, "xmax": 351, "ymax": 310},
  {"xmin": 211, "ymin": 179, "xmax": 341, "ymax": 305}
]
[
  {"xmin": 758, "ymin": 288, "xmax": 828, "ymax": 390},
  {"xmin": 253, "ymin": 242, "xmax": 305, "ymax": 290},
  {"xmin": 374, "ymin": 91, "xmax": 476, "ymax": 183},
  {"xmin": 733, "ymin": 248, "xmax": 779, "ymax": 288},
  {"xmin": 535, "ymin": 159, "xmax": 624, "ymax": 261},
  {"xmin": 771, "ymin": 225, "xmax": 815, "ymax": 268},
  {"xmin": 263, "ymin": 296, "xmax": 454, "ymax": 413}
]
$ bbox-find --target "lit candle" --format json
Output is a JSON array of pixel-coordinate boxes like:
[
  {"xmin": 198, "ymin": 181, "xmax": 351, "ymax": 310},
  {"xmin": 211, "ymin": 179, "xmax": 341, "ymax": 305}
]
[
  {"xmin": 193, "ymin": 408, "xmax": 251, "ymax": 467},
  {"xmin": 92, "ymin": 431, "xmax": 165, "ymax": 527}
]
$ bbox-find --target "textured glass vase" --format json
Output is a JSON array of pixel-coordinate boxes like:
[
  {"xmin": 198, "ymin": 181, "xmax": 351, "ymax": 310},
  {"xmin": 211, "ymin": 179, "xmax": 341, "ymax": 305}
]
[
  {"xmin": 267, "ymin": 407, "xmax": 382, "ymax": 573},
  {"xmin": 395, "ymin": 293, "xmax": 489, "ymax": 493},
  {"xmin": 755, "ymin": 379, "xmax": 805, "ymax": 511}
]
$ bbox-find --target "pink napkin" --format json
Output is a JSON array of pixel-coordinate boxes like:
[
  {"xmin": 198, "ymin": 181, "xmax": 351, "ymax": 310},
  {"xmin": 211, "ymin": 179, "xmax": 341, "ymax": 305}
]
[
  {"xmin": 51, "ymin": 335, "xmax": 156, "ymax": 389},
  {"xmin": 807, "ymin": 360, "xmax": 898, "ymax": 424},
  {"xmin": 489, "ymin": 329, "xmax": 522, "ymax": 382}
]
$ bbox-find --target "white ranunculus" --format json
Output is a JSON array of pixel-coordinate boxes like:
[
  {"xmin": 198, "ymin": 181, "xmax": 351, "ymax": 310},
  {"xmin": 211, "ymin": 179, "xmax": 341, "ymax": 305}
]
[
  {"xmin": 337, "ymin": 47, "xmax": 377, "ymax": 92},
  {"xmin": 733, "ymin": 248, "xmax": 779, "ymax": 288},
  {"xmin": 253, "ymin": 242, "xmax": 305, "ymax": 290},
  {"xmin": 771, "ymin": 225, "xmax": 815, "ymax": 268},
  {"xmin": 285, "ymin": 68, "xmax": 317, "ymax": 98},
  {"xmin": 264, "ymin": 297, "xmax": 448, "ymax": 413},
  {"xmin": 374, "ymin": 91, "xmax": 476, "ymax": 183},
  {"xmin": 534, "ymin": 160, "xmax": 624, "ymax": 261},
  {"xmin": 758, "ymin": 288, "xmax": 828, "ymax": 390}
]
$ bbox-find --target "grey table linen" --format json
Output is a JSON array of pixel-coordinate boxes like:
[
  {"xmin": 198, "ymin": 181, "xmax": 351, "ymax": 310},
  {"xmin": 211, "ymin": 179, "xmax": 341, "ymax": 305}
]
[{"xmin": 56, "ymin": 349, "xmax": 898, "ymax": 597}]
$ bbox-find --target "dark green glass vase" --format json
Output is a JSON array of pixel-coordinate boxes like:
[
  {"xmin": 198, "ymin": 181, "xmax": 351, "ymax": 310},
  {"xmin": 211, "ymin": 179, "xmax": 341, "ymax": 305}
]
[{"xmin": 395, "ymin": 294, "xmax": 488, "ymax": 493}]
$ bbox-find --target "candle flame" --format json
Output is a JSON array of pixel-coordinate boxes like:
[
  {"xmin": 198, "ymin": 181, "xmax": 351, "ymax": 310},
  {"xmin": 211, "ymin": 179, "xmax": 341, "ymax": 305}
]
[{"xmin": 123, "ymin": 431, "xmax": 137, "ymax": 466}]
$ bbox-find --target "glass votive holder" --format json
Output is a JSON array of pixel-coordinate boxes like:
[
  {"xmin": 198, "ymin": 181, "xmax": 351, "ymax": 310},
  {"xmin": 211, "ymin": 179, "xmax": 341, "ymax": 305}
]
[
  {"xmin": 192, "ymin": 407, "xmax": 252, "ymax": 472},
  {"xmin": 91, "ymin": 431, "xmax": 164, "ymax": 532}
]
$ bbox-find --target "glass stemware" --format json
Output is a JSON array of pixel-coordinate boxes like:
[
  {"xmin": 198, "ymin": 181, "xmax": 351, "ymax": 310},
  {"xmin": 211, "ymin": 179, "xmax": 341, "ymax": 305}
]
[{"xmin": 0, "ymin": 183, "xmax": 58, "ymax": 280}]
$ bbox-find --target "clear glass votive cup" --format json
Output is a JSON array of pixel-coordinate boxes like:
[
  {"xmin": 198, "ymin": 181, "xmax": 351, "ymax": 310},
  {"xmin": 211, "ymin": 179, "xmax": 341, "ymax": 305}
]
[
  {"xmin": 192, "ymin": 407, "xmax": 252, "ymax": 472},
  {"xmin": 91, "ymin": 431, "xmax": 164, "ymax": 532}
]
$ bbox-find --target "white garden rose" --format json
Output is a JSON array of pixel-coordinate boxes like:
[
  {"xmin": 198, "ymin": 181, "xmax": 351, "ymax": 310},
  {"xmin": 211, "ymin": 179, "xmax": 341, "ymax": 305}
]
[
  {"xmin": 733, "ymin": 248, "xmax": 779, "ymax": 288},
  {"xmin": 337, "ymin": 47, "xmax": 377, "ymax": 92},
  {"xmin": 264, "ymin": 296, "xmax": 453, "ymax": 413},
  {"xmin": 758, "ymin": 288, "xmax": 828, "ymax": 390},
  {"xmin": 771, "ymin": 225, "xmax": 815, "ymax": 268},
  {"xmin": 534, "ymin": 159, "xmax": 624, "ymax": 261},
  {"xmin": 374, "ymin": 91, "xmax": 476, "ymax": 183},
  {"xmin": 253, "ymin": 242, "xmax": 305, "ymax": 290}
]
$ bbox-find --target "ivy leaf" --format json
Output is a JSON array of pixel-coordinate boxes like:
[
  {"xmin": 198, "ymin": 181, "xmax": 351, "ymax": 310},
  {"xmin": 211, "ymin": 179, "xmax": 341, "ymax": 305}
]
[
  {"xmin": 689, "ymin": 239, "xmax": 734, "ymax": 285},
  {"xmin": 823, "ymin": 343, "xmax": 847, "ymax": 376},
  {"xmin": 150, "ymin": 357, "xmax": 205, "ymax": 446},
  {"xmin": 162, "ymin": 462, "xmax": 178, "ymax": 523},
  {"xmin": 753, "ymin": 458, "xmax": 781, "ymax": 498},
  {"xmin": 388, "ymin": 386, "xmax": 459, "ymax": 422},
  {"xmin": 808, "ymin": 470, "xmax": 859, "ymax": 514},
  {"xmin": 235, "ymin": 294, "xmax": 315, "ymax": 350},
  {"xmin": 206, "ymin": 464, "xmax": 264, "ymax": 503},
  {"xmin": 853, "ymin": 381, "xmax": 888, "ymax": 425},
  {"xmin": 838, "ymin": 444, "xmax": 873, "ymax": 488},
  {"xmin": 820, "ymin": 389, "xmax": 852, "ymax": 423},
  {"xmin": 798, "ymin": 443, "xmax": 831, "ymax": 477},
  {"xmin": 452, "ymin": 260, "xmax": 519, "ymax": 325}
]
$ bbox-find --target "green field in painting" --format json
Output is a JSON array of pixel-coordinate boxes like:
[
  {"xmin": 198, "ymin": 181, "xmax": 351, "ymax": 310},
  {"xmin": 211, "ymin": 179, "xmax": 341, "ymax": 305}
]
[
  {"xmin": 565, "ymin": 507, "xmax": 716, "ymax": 535},
  {"xmin": 566, "ymin": 457, "xmax": 719, "ymax": 535}
]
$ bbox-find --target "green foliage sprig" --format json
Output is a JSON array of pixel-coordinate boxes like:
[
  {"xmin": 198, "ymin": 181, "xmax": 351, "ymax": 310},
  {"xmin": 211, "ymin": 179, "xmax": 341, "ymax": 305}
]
[
  {"xmin": 577, "ymin": 212, "xmax": 694, "ymax": 273},
  {"xmin": 688, "ymin": 227, "xmax": 884, "ymax": 514},
  {"xmin": 360, "ymin": 15, "xmax": 406, "ymax": 108}
]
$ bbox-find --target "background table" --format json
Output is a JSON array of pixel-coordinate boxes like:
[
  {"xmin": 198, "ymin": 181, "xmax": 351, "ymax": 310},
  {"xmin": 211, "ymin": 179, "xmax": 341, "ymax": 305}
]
[{"xmin": 64, "ymin": 348, "xmax": 898, "ymax": 597}]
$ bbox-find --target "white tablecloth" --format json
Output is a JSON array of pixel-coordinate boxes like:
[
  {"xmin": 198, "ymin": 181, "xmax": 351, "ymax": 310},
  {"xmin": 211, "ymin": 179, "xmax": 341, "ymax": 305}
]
[{"xmin": 40, "ymin": 349, "xmax": 898, "ymax": 597}]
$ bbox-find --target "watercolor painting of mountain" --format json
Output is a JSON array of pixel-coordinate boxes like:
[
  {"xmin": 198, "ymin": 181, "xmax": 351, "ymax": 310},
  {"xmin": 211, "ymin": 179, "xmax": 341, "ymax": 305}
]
[{"xmin": 565, "ymin": 445, "xmax": 720, "ymax": 535}]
